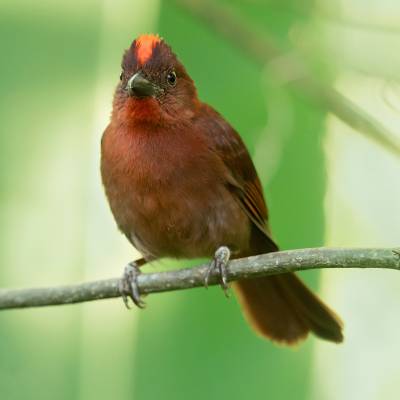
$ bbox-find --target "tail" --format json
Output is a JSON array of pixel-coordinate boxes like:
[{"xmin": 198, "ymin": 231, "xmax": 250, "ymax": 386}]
[{"xmin": 234, "ymin": 232, "xmax": 343, "ymax": 344}]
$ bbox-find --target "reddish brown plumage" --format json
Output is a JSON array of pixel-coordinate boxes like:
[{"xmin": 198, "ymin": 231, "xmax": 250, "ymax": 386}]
[{"xmin": 101, "ymin": 35, "xmax": 343, "ymax": 344}]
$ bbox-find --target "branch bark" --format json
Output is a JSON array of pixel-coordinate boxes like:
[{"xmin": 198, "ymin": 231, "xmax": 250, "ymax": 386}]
[
  {"xmin": 175, "ymin": 0, "xmax": 400, "ymax": 157},
  {"xmin": 0, "ymin": 247, "xmax": 399, "ymax": 310}
]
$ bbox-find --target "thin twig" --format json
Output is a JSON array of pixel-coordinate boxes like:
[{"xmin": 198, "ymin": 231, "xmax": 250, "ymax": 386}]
[
  {"xmin": 0, "ymin": 247, "xmax": 399, "ymax": 310},
  {"xmin": 175, "ymin": 0, "xmax": 400, "ymax": 157}
]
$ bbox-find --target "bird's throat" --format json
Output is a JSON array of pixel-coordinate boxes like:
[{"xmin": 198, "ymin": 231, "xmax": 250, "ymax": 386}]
[{"xmin": 121, "ymin": 97, "xmax": 161, "ymax": 124}]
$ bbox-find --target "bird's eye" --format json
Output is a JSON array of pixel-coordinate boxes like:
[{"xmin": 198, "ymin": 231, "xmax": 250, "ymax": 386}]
[
  {"xmin": 119, "ymin": 72, "xmax": 123, "ymax": 81},
  {"xmin": 166, "ymin": 71, "xmax": 177, "ymax": 86}
]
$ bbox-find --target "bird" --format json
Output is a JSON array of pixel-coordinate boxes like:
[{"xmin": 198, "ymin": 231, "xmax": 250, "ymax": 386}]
[{"xmin": 100, "ymin": 33, "xmax": 343, "ymax": 345}]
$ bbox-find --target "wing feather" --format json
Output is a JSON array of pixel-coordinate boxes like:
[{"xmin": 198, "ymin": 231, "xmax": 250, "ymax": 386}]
[{"xmin": 195, "ymin": 104, "xmax": 275, "ymax": 241}]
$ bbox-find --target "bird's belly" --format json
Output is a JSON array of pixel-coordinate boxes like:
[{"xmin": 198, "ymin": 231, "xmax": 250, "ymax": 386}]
[
  {"xmin": 117, "ymin": 181, "xmax": 250, "ymax": 260},
  {"xmin": 101, "ymin": 126, "xmax": 251, "ymax": 260}
]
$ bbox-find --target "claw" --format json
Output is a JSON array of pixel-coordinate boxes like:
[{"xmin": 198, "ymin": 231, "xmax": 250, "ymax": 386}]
[
  {"xmin": 204, "ymin": 246, "xmax": 231, "ymax": 297},
  {"xmin": 119, "ymin": 261, "xmax": 146, "ymax": 309}
]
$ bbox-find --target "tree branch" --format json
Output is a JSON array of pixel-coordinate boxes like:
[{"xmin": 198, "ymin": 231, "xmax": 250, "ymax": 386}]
[
  {"xmin": 175, "ymin": 0, "xmax": 400, "ymax": 157},
  {"xmin": 0, "ymin": 247, "xmax": 398, "ymax": 310}
]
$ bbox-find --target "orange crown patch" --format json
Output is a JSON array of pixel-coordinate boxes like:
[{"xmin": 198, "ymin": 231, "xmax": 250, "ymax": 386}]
[{"xmin": 135, "ymin": 34, "xmax": 161, "ymax": 65}]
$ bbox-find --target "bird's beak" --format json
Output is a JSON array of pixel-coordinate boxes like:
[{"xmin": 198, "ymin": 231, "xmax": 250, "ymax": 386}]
[{"xmin": 126, "ymin": 72, "xmax": 158, "ymax": 98}]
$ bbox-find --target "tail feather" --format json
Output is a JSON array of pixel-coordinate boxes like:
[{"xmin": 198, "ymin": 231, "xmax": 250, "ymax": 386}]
[
  {"xmin": 233, "ymin": 273, "xmax": 343, "ymax": 345},
  {"xmin": 276, "ymin": 274, "xmax": 343, "ymax": 343}
]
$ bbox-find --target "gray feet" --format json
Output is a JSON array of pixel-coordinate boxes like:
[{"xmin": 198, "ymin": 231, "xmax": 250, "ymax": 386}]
[
  {"xmin": 119, "ymin": 261, "xmax": 146, "ymax": 309},
  {"xmin": 204, "ymin": 246, "xmax": 231, "ymax": 297}
]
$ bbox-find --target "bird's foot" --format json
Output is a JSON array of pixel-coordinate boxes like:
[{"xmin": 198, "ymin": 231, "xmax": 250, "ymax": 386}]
[
  {"xmin": 119, "ymin": 261, "xmax": 146, "ymax": 309},
  {"xmin": 204, "ymin": 246, "xmax": 231, "ymax": 297}
]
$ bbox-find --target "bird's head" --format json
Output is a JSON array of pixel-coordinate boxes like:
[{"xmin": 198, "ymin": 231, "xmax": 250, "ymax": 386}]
[{"xmin": 113, "ymin": 34, "xmax": 199, "ymax": 124}]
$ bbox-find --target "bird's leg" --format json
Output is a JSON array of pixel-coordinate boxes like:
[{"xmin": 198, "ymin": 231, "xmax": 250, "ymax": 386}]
[
  {"xmin": 204, "ymin": 246, "xmax": 231, "ymax": 297},
  {"xmin": 119, "ymin": 258, "xmax": 147, "ymax": 309}
]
